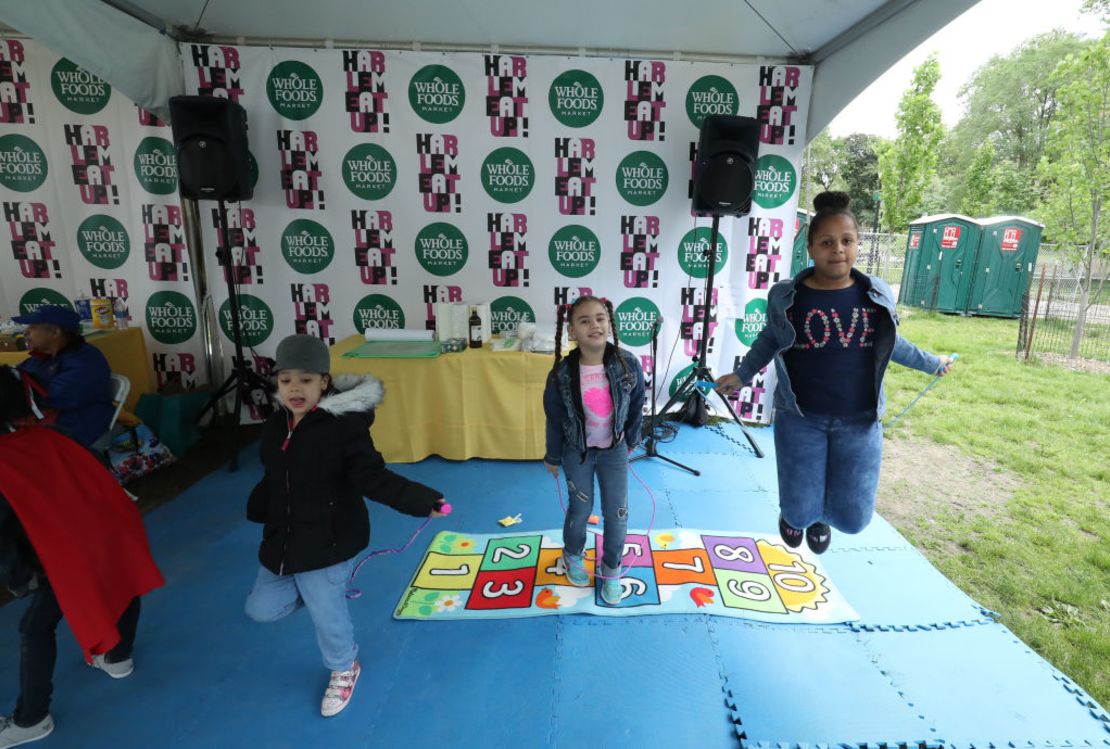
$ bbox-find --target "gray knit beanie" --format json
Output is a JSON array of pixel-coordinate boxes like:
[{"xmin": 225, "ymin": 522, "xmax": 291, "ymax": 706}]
[{"xmin": 273, "ymin": 334, "xmax": 330, "ymax": 374}]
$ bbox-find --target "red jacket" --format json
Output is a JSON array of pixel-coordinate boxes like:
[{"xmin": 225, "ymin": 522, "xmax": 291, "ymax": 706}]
[{"xmin": 0, "ymin": 427, "xmax": 163, "ymax": 661}]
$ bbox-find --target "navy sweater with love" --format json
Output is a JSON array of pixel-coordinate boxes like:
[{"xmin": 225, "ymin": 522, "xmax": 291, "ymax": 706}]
[{"xmin": 782, "ymin": 281, "xmax": 877, "ymax": 415}]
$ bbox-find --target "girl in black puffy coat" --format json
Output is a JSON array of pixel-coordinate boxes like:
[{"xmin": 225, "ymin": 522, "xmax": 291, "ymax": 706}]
[{"xmin": 245, "ymin": 335, "xmax": 449, "ymax": 718}]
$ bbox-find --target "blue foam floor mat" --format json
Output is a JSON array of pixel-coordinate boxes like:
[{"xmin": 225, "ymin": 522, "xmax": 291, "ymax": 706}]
[{"xmin": 0, "ymin": 421, "xmax": 1104, "ymax": 748}]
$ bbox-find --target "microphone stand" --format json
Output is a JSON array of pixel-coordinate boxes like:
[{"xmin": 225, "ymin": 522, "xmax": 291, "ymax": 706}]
[{"xmin": 631, "ymin": 316, "xmax": 700, "ymax": 475}]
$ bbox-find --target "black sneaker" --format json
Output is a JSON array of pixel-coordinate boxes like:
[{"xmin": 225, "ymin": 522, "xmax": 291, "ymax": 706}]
[
  {"xmin": 778, "ymin": 515, "xmax": 804, "ymax": 548},
  {"xmin": 806, "ymin": 522, "xmax": 832, "ymax": 554}
]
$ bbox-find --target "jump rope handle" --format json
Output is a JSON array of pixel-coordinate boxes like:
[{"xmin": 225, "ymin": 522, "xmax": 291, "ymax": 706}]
[{"xmin": 435, "ymin": 500, "xmax": 453, "ymax": 516}]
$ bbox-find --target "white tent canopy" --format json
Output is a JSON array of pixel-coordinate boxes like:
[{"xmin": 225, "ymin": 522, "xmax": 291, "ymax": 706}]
[{"xmin": 1, "ymin": 0, "xmax": 980, "ymax": 137}]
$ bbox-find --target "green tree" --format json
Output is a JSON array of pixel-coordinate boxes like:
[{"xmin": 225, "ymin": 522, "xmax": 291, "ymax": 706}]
[
  {"xmin": 961, "ymin": 141, "xmax": 997, "ymax": 217},
  {"xmin": 945, "ymin": 31, "xmax": 1086, "ymax": 217},
  {"xmin": 839, "ymin": 133, "xmax": 886, "ymax": 228},
  {"xmin": 953, "ymin": 31, "xmax": 1085, "ymax": 171},
  {"xmin": 1037, "ymin": 30, "xmax": 1110, "ymax": 358},
  {"xmin": 800, "ymin": 131, "xmax": 845, "ymax": 209},
  {"xmin": 879, "ymin": 54, "xmax": 945, "ymax": 231}
]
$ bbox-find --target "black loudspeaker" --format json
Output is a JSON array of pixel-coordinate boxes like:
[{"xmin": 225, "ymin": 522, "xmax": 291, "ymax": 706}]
[
  {"xmin": 691, "ymin": 115, "xmax": 760, "ymax": 216},
  {"xmin": 169, "ymin": 95, "xmax": 252, "ymax": 201}
]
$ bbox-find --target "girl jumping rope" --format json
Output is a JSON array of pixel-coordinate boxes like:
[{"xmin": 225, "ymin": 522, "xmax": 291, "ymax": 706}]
[
  {"xmin": 716, "ymin": 191, "xmax": 953, "ymax": 554},
  {"xmin": 543, "ymin": 296, "xmax": 646, "ymax": 605},
  {"xmin": 245, "ymin": 335, "xmax": 449, "ymax": 717}
]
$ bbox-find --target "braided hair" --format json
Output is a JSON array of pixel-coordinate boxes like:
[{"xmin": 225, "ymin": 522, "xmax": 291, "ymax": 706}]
[{"xmin": 551, "ymin": 295, "xmax": 628, "ymax": 375}]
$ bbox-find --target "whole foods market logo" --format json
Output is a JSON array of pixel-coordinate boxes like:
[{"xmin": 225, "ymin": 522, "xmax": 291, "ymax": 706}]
[
  {"xmin": 281, "ymin": 219, "xmax": 334, "ymax": 274},
  {"xmin": 616, "ymin": 152, "xmax": 668, "ymax": 207},
  {"xmin": 19, "ymin": 288, "xmax": 71, "ymax": 315},
  {"xmin": 491, "ymin": 296, "xmax": 535, "ymax": 335},
  {"xmin": 482, "ymin": 148, "xmax": 534, "ymax": 203},
  {"xmin": 549, "ymin": 226, "xmax": 601, "ymax": 278},
  {"xmin": 51, "ymin": 59, "xmax": 110, "ymax": 114},
  {"xmin": 134, "ymin": 137, "xmax": 178, "ymax": 195},
  {"xmin": 678, "ymin": 227, "xmax": 728, "ymax": 278},
  {"xmin": 267, "ymin": 61, "xmax": 323, "ymax": 120},
  {"xmin": 353, "ymin": 294, "xmax": 405, "ymax": 332},
  {"xmin": 549, "ymin": 70, "xmax": 603, "ymax": 127},
  {"xmin": 145, "ymin": 291, "xmax": 197, "ymax": 345},
  {"xmin": 735, "ymin": 298, "xmax": 767, "ymax": 346},
  {"xmin": 615, "ymin": 297, "xmax": 661, "ymax": 347},
  {"xmin": 686, "ymin": 75, "xmax": 739, "ymax": 128},
  {"xmin": 219, "ymin": 293, "xmax": 273, "ymax": 347},
  {"xmin": 669, "ymin": 363, "xmax": 696, "ymax": 398},
  {"xmin": 0, "ymin": 135, "xmax": 47, "ymax": 192},
  {"xmin": 752, "ymin": 155, "xmax": 797, "ymax": 209},
  {"xmin": 77, "ymin": 215, "xmax": 129, "ymax": 269},
  {"xmin": 415, "ymin": 223, "xmax": 468, "ymax": 276},
  {"xmin": 409, "ymin": 65, "xmax": 465, "ymax": 124},
  {"xmin": 342, "ymin": 143, "xmax": 396, "ymax": 200}
]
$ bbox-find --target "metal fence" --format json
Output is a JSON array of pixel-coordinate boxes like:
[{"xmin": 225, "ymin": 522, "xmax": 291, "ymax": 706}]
[
  {"xmin": 1017, "ymin": 262, "xmax": 1110, "ymax": 366},
  {"xmin": 856, "ymin": 232, "xmax": 907, "ymax": 286}
]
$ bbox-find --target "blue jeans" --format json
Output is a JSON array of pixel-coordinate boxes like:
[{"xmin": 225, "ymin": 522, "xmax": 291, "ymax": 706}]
[
  {"xmin": 244, "ymin": 559, "xmax": 357, "ymax": 672},
  {"xmin": 772, "ymin": 408, "xmax": 883, "ymax": 534},
  {"xmin": 561, "ymin": 444, "xmax": 629, "ymax": 570}
]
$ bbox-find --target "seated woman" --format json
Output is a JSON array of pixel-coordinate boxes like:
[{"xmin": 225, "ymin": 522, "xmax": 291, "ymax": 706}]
[
  {"xmin": 0, "ymin": 365, "xmax": 163, "ymax": 747},
  {"xmin": 12, "ymin": 305, "xmax": 114, "ymax": 446}
]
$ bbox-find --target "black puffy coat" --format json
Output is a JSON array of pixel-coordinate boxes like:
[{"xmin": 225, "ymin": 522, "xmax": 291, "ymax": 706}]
[{"xmin": 247, "ymin": 375, "xmax": 441, "ymax": 575}]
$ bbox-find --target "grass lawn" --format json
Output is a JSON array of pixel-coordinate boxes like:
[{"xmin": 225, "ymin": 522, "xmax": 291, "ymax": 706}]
[{"xmin": 883, "ymin": 310, "xmax": 1110, "ymax": 708}]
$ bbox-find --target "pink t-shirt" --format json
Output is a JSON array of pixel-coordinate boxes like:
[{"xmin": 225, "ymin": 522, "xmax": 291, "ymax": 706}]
[{"xmin": 580, "ymin": 363, "xmax": 614, "ymax": 448}]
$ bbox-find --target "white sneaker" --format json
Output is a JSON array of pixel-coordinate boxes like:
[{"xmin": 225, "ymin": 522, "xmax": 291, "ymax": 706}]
[
  {"xmin": 90, "ymin": 654, "xmax": 134, "ymax": 679},
  {"xmin": 0, "ymin": 715, "xmax": 53, "ymax": 748},
  {"xmin": 320, "ymin": 660, "xmax": 361, "ymax": 717}
]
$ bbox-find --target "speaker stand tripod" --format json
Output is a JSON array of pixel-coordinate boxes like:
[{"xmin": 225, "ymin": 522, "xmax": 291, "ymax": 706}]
[
  {"xmin": 633, "ymin": 214, "xmax": 764, "ymax": 471},
  {"xmin": 632, "ymin": 316, "xmax": 700, "ymax": 475},
  {"xmin": 196, "ymin": 199, "xmax": 273, "ymax": 472}
]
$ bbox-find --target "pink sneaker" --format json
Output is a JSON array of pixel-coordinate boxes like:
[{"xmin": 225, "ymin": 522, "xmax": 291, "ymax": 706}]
[{"xmin": 321, "ymin": 660, "xmax": 360, "ymax": 717}]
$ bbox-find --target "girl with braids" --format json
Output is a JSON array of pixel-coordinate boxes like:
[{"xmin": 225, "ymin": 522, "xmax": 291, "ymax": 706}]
[
  {"xmin": 542, "ymin": 296, "xmax": 645, "ymax": 605},
  {"xmin": 716, "ymin": 191, "xmax": 953, "ymax": 554}
]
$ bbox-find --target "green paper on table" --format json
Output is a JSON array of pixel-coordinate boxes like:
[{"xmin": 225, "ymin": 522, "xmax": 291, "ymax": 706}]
[{"xmin": 342, "ymin": 340, "xmax": 442, "ymax": 359}]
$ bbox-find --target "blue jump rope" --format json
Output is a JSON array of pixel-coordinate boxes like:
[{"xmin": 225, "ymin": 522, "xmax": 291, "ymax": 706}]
[{"xmin": 690, "ymin": 354, "xmax": 959, "ymax": 429}]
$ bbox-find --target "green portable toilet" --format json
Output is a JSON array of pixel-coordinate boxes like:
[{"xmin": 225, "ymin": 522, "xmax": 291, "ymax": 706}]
[
  {"xmin": 898, "ymin": 224, "xmax": 927, "ymax": 305},
  {"xmin": 967, "ymin": 216, "xmax": 1042, "ymax": 318},
  {"xmin": 899, "ymin": 214, "xmax": 981, "ymax": 312},
  {"xmin": 790, "ymin": 209, "xmax": 812, "ymax": 277}
]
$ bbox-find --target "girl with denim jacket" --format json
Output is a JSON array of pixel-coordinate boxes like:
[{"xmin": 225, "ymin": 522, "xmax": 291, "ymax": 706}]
[
  {"xmin": 716, "ymin": 192, "xmax": 953, "ymax": 554},
  {"xmin": 543, "ymin": 296, "xmax": 645, "ymax": 605}
]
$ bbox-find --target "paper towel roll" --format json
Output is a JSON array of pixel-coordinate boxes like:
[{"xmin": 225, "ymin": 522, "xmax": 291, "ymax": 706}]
[
  {"xmin": 364, "ymin": 328, "xmax": 435, "ymax": 342},
  {"xmin": 434, "ymin": 302, "xmax": 470, "ymax": 341}
]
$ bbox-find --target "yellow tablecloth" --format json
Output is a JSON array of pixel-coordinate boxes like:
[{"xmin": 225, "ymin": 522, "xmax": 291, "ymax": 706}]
[
  {"xmin": 0, "ymin": 327, "xmax": 154, "ymax": 412},
  {"xmin": 330, "ymin": 334, "xmax": 553, "ymax": 463}
]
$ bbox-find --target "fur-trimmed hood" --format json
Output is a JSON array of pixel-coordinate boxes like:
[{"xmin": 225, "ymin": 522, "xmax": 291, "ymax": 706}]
[{"xmin": 275, "ymin": 374, "xmax": 383, "ymax": 416}]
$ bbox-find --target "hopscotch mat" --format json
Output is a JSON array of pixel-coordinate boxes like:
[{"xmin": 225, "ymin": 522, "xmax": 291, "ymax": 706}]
[{"xmin": 394, "ymin": 529, "xmax": 859, "ymax": 623}]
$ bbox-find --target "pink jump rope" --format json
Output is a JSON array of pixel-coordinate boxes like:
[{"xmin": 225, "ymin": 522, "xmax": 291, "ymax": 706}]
[{"xmin": 345, "ymin": 501, "xmax": 452, "ymax": 599}]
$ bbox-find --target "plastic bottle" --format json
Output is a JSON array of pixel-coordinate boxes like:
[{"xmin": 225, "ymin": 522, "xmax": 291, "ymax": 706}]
[{"xmin": 113, "ymin": 297, "xmax": 129, "ymax": 329}]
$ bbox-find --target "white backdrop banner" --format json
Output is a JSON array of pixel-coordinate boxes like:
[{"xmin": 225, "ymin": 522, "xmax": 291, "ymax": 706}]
[
  {"xmin": 0, "ymin": 38, "xmax": 204, "ymax": 394},
  {"xmin": 181, "ymin": 45, "xmax": 811, "ymax": 423}
]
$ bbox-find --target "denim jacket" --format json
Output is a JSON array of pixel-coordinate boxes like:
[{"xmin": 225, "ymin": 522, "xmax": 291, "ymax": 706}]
[
  {"xmin": 735, "ymin": 268, "xmax": 941, "ymax": 418},
  {"xmin": 543, "ymin": 344, "xmax": 645, "ymax": 465}
]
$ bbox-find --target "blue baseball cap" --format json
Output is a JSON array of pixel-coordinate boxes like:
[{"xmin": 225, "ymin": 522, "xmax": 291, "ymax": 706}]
[{"xmin": 12, "ymin": 305, "xmax": 81, "ymax": 332}]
